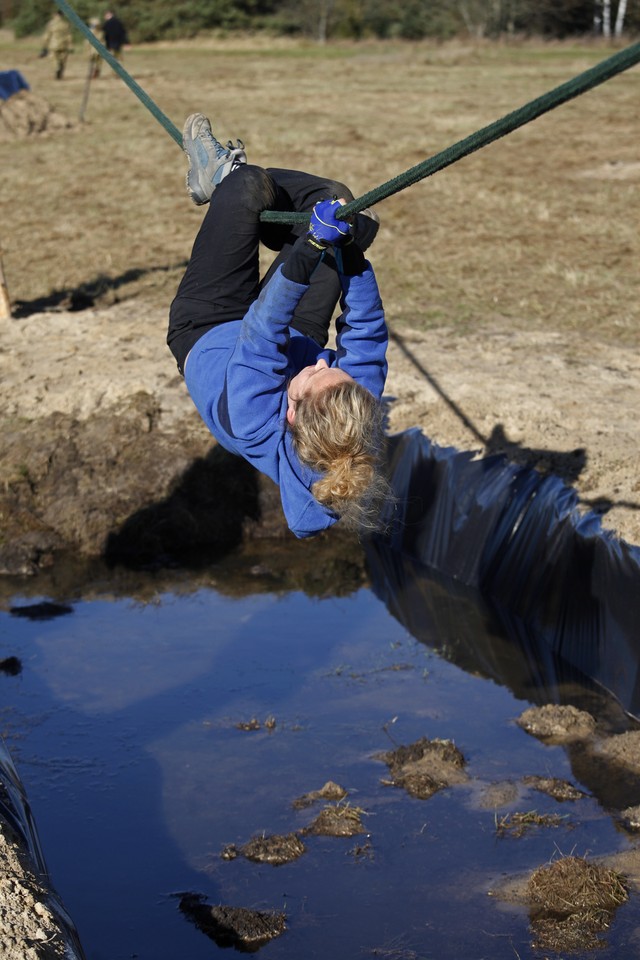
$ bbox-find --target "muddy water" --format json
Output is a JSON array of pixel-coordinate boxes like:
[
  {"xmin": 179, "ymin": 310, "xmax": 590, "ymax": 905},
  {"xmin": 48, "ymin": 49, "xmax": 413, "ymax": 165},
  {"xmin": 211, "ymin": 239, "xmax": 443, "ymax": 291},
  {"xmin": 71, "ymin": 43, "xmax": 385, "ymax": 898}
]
[{"xmin": 1, "ymin": 553, "xmax": 640, "ymax": 959}]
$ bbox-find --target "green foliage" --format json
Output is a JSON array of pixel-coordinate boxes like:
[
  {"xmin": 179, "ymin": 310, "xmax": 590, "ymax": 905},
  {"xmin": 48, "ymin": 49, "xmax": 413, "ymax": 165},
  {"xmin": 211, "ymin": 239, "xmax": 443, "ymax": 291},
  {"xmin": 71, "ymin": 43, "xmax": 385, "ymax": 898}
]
[
  {"xmin": 359, "ymin": 0, "xmax": 401, "ymax": 39},
  {"xmin": 11, "ymin": 0, "xmax": 105, "ymax": 37},
  {"xmin": 130, "ymin": 0, "xmax": 249, "ymax": 42},
  {"xmin": 395, "ymin": 0, "xmax": 460, "ymax": 40},
  {"xmin": 7, "ymin": 0, "xmax": 639, "ymax": 41},
  {"xmin": 12, "ymin": 0, "xmax": 54, "ymax": 36},
  {"xmin": 527, "ymin": 0, "xmax": 594, "ymax": 38}
]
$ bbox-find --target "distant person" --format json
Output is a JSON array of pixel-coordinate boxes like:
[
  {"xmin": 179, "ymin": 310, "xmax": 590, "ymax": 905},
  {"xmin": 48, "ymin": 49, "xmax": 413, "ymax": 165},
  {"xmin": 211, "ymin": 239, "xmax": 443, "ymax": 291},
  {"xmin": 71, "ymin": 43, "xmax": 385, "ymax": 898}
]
[
  {"xmin": 103, "ymin": 10, "xmax": 128, "ymax": 59},
  {"xmin": 86, "ymin": 17, "xmax": 103, "ymax": 79},
  {"xmin": 40, "ymin": 10, "xmax": 73, "ymax": 80},
  {"xmin": 167, "ymin": 114, "xmax": 390, "ymax": 538}
]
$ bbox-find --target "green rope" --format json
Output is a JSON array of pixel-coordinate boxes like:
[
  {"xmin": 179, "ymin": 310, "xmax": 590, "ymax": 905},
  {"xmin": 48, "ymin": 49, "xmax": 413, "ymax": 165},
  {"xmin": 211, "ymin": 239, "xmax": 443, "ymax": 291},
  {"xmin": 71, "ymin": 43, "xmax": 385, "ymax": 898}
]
[
  {"xmin": 264, "ymin": 40, "xmax": 640, "ymax": 223},
  {"xmin": 51, "ymin": 0, "xmax": 639, "ymax": 224},
  {"xmin": 52, "ymin": 0, "xmax": 183, "ymax": 146}
]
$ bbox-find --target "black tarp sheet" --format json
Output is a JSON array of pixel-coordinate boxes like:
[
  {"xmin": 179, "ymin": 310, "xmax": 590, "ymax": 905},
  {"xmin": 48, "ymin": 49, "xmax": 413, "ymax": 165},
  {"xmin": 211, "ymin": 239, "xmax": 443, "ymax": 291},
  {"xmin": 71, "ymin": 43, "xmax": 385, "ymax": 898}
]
[{"xmin": 368, "ymin": 429, "xmax": 640, "ymax": 716}]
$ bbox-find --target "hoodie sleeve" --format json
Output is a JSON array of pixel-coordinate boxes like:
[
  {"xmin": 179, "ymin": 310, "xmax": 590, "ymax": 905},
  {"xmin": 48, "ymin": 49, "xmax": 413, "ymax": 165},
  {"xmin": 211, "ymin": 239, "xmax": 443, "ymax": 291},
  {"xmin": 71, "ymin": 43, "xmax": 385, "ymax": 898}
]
[
  {"xmin": 216, "ymin": 266, "xmax": 308, "ymax": 444},
  {"xmin": 333, "ymin": 263, "xmax": 388, "ymax": 399}
]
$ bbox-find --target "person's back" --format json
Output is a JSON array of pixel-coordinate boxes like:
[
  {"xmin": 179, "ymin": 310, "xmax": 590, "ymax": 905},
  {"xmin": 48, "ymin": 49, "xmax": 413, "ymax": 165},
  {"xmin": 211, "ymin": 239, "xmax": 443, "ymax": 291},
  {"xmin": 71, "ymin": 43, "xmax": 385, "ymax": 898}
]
[{"xmin": 103, "ymin": 11, "xmax": 127, "ymax": 54}]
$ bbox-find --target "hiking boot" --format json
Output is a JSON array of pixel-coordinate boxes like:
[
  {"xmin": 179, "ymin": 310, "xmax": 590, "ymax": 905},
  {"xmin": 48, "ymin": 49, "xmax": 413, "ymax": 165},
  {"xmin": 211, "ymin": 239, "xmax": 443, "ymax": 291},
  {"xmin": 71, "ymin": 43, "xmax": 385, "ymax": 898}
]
[{"xmin": 182, "ymin": 113, "xmax": 247, "ymax": 206}]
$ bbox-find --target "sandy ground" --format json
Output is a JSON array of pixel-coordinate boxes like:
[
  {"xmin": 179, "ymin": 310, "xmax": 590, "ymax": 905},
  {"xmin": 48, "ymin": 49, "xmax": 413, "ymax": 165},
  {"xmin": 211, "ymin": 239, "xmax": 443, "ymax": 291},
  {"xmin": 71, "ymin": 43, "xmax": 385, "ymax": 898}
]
[
  {"xmin": 0, "ymin": 826, "xmax": 69, "ymax": 960},
  {"xmin": 2, "ymin": 299, "xmax": 639, "ymax": 547}
]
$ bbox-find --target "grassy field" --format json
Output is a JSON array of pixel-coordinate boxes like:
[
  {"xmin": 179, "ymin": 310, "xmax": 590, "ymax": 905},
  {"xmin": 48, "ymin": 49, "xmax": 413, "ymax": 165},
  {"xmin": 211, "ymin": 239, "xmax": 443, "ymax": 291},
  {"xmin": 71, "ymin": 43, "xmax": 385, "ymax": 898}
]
[{"xmin": 0, "ymin": 32, "xmax": 638, "ymax": 344}]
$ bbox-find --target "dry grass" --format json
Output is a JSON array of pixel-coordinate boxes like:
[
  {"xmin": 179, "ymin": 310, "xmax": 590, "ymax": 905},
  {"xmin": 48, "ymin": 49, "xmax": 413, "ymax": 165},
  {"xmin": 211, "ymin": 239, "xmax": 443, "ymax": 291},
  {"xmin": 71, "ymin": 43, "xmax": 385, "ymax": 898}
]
[
  {"xmin": 495, "ymin": 809, "xmax": 568, "ymax": 838},
  {"xmin": 302, "ymin": 801, "xmax": 367, "ymax": 836},
  {"xmin": 0, "ymin": 32, "xmax": 638, "ymax": 344},
  {"xmin": 528, "ymin": 855, "xmax": 628, "ymax": 951}
]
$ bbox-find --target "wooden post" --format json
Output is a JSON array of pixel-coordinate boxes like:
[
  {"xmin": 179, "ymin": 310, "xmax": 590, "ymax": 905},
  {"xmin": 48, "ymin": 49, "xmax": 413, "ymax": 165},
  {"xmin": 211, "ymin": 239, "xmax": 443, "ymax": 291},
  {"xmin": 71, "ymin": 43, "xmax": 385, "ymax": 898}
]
[
  {"xmin": 0, "ymin": 243, "xmax": 11, "ymax": 320},
  {"xmin": 79, "ymin": 59, "xmax": 93, "ymax": 123}
]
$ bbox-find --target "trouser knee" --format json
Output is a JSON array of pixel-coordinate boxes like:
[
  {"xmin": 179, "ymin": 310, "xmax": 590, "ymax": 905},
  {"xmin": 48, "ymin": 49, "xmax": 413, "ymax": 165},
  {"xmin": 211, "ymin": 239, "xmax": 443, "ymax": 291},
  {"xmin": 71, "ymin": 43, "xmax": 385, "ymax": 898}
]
[
  {"xmin": 323, "ymin": 179, "xmax": 354, "ymax": 204},
  {"xmin": 235, "ymin": 164, "xmax": 279, "ymax": 215}
]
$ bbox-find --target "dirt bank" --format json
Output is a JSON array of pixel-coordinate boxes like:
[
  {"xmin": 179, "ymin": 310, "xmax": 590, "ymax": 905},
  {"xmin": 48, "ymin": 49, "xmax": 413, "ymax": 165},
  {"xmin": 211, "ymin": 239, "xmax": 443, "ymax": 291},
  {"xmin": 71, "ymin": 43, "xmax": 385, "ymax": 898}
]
[{"xmin": 0, "ymin": 297, "xmax": 637, "ymax": 576}]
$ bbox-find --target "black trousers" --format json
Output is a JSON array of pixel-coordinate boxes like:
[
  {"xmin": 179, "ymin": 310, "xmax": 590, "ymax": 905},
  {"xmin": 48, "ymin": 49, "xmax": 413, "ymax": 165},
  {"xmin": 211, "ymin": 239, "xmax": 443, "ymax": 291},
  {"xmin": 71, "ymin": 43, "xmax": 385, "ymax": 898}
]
[{"xmin": 167, "ymin": 165, "xmax": 378, "ymax": 374}]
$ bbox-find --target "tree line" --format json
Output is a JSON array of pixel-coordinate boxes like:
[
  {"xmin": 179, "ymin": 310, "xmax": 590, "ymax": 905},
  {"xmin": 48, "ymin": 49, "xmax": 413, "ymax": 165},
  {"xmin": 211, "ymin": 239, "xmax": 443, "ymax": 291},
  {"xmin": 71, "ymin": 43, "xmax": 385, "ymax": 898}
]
[{"xmin": 4, "ymin": 0, "xmax": 637, "ymax": 43}]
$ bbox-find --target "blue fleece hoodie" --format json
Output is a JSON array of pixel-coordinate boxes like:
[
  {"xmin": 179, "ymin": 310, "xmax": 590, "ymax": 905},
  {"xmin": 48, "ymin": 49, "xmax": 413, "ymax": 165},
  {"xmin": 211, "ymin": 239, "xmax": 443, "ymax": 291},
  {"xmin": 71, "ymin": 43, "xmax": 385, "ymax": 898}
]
[{"xmin": 184, "ymin": 261, "xmax": 387, "ymax": 538}]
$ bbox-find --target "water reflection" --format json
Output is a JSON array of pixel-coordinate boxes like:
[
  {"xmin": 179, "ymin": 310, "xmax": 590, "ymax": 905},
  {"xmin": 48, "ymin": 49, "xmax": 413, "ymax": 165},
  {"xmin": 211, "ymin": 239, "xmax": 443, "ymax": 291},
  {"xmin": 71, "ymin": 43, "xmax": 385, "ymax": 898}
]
[
  {"xmin": 365, "ymin": 542, "xmax": 619, "ymax": 718},
  {"xmin": 2, "ymin": 532, "xmax": 640, "ymax": 959},
  {"xmin": 365, "ymin": 540, "xmax": 640, "ymax": 812}
]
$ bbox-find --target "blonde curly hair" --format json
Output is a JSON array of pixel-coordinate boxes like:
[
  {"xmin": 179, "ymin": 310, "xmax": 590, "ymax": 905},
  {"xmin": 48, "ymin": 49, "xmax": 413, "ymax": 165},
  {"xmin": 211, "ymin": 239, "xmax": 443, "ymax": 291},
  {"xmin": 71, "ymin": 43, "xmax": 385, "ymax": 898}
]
[{"xmin": 289, "ymin": 380, "xmax": 391, "ymax": 531}]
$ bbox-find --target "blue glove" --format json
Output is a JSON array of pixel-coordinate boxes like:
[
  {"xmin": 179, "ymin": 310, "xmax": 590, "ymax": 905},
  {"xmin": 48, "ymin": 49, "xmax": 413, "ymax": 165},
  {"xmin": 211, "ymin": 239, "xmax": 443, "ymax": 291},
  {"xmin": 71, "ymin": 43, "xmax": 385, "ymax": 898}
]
[{"xmin": 308, "ymin": 198, "xmax": 351, "ymax": 248}]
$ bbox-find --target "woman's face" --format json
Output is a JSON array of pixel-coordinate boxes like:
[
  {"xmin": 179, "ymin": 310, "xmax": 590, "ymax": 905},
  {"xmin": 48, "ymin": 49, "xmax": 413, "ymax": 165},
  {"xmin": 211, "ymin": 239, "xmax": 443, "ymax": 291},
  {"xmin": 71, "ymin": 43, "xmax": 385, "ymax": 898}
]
[{"xmin": 286, "ymin": 358, "xmax": 353, "ymax": 425}]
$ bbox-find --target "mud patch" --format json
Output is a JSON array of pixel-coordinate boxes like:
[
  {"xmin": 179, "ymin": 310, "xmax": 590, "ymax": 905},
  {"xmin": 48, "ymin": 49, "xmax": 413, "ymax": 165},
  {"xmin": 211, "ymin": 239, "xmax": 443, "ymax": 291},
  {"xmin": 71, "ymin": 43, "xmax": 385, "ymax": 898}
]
[
  {"xmin": 523, "ymin": 775, "xmax": 588, "ymax": 802},
  {"xmin": 516, "ymin": 704, "xmax": 596, "ymax": 743},
  {"xmin": 302, "ymin": 804, "xmax": 367, "ymax": 837},
  {"xmin": 0, "ymin": 90, "xmax": 72, "ymax": 140},
  {"xmin": 179, "ymin": 894, "xmax": 286, "ymax": 951},
  {"xmin": 292, "ymin": 780, "xmax": 347, "ymax": 809},
  {"xmin": 378, "ymin": 737, "xmax": 468, "ymax": 799},
  {"xmin": 221, "ymin": 833, "xmax": 305, "ymax": 866},
  {"xmin": 0, "ymin": 656, "xmax": 21, "ymax": 676}
]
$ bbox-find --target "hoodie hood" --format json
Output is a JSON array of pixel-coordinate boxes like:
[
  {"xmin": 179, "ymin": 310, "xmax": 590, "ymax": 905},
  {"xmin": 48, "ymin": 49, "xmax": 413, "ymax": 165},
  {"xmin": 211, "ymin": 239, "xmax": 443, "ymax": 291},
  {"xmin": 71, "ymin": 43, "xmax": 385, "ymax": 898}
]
[{"xmin": 279, "ymin": 430, "xmax": 338, "ymax": 538}]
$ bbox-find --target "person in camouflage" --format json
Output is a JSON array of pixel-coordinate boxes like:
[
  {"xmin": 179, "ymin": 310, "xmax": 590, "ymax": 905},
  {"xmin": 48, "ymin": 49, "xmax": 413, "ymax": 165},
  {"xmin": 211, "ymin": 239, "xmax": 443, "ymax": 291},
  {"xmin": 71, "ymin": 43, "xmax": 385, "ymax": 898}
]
[
  {"xmin": 40, "ymin": 11, "xmax": 73, "ymax": 80},
  {"xmin": 86, "ymin": 17, "xmax": 102, "ymax": 80}
]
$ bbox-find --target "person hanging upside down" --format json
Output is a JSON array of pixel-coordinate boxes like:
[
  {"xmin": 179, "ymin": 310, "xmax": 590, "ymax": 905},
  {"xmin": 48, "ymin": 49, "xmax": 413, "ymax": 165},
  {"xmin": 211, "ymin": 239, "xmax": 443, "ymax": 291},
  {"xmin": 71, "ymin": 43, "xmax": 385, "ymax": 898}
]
[{"xmin": 168, "ymin": 114, "xmax": 390, "ymax": 538}]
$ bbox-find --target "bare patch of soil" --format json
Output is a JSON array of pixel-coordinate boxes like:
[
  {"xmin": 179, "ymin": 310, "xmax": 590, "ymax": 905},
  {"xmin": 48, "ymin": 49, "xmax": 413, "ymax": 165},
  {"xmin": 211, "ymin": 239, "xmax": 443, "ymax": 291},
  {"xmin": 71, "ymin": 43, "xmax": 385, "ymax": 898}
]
[
  {"xmin": 378, "ymin": 737, "xmax": 468, "ymax": 799},
  {"xmin": 516, "ymin": 704, "xmax": 597, "ymax": 743},
  {"xmin": 523, "ymin": 775, "xmax": 588, "ymax": 802}
]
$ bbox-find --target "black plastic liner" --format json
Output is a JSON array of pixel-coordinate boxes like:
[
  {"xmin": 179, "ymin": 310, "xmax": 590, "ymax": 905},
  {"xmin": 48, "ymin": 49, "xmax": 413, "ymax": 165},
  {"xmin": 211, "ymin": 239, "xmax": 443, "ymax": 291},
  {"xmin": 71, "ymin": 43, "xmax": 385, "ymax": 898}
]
[
  {"xmin": 0, "ymin": 738, "xmax": 87, "ymax": 959},
  {"xmin": 369, "ymin": 429, "xmax": 640, "ymax": 717}
]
